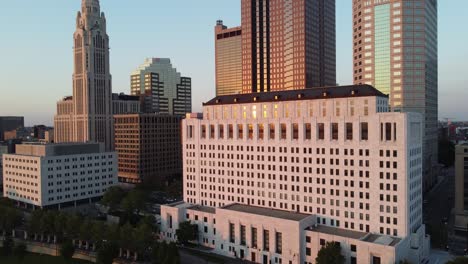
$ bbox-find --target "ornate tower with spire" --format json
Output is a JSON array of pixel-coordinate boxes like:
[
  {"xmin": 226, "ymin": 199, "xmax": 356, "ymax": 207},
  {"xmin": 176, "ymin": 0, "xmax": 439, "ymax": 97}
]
[{"xmin": 55, "ymin": 0, "xmax": 114, "ymax": 150}]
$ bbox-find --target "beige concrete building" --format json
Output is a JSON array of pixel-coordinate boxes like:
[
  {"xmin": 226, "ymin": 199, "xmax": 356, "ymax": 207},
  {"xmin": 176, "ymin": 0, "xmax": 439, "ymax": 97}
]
[
  {"xmin": 454, "ymin": 144, "xmax": 468, "ymax": 231},
  {"xmin": 215, "ymin": 21, "xmax": 242, "ymax": 96},
  {"xmin": 114, "ymin": 114, "xmax": 182, "ymax": 184},
  {"xmin": 161, "ymin": 85, "xmax": 430, "ymax": 264},
  {"xmin": 352, "ymin": 0, "xmax": 438, "ymax": 191},
  {"xmin": 2, "ymin": 143, "xmax": 117, "ymax": 209}
]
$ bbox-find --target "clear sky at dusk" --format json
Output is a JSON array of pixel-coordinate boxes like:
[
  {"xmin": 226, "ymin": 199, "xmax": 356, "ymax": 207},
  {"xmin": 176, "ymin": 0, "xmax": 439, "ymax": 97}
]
[{"xmin": 0, "ymin": 0, "xmax": 467, "ymax": 126}]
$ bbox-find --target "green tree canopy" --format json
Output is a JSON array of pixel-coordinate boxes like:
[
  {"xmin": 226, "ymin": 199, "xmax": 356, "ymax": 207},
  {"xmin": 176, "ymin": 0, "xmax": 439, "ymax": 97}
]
[
  {"xmin": 96, "ymin": 242, "xmax": 119, "ymax": 264},
  {"xmin": 101, "ymin": 187, "xmax": 125, "ymax": 212},
  {"xmin": 175, "ymin": 221, "xmax": 198, "ymax": 244},
  {"xmin": 447, "ymin": 257, "xmax": 468, "ymax": 264},
  {"xmin": 13, "ymin": 243, "xmax": 27, "ymax": 262},
  {"xmin": 60, "ymin": 240, "xmax": 75, "ymax": 263},
  {"xmin": 316, "ymin": 241, "xmax": 345, "ymax": 264}
]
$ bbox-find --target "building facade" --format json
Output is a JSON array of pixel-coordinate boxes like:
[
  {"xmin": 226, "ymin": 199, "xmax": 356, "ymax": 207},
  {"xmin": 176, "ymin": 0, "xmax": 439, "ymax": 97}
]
[
  {"xmin": 2, "ymin": 143, "xmax": 118, "ymax": 209},
  {"xmin": 241, "ymin": 0, "xmax": 336, "ymax": 93},
  {"xmin": 352, "ymin": 0, "xmax": 438, "ymax": 191},
  {"xmin": 215, "ymin": 21, "xmax": 243, "ymax": 96},
  {"xmin": 0, "ymin": 117, "xmax": 24, "ymax": 141},
  {"xmin": 114, "ymin": 114, "xmax": 182, "ymax": 184},
  {"xmin": 55, "ymin": 0, "xmax": 114, "ymax": 151},
  {"xmin": 454, "ymin": 144, "xmax": 468, "ymax": 231},
  {"xmin": 160, "ymin": 85, "xmax": 429, "ymax": 263},
  {"xmin": 130, "ymin": 58, "xmax": 192, "ymax": 116},
  {"xmin": 111, "ymin": 93, "xmax": 141, "ymax": 115}
]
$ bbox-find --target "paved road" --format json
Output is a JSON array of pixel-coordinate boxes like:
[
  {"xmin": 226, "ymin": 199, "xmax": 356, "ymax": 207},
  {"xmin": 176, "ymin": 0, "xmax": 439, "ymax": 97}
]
[{"xmin": 424, "ymin": 168, "xmax": 459, "ymax": 252}]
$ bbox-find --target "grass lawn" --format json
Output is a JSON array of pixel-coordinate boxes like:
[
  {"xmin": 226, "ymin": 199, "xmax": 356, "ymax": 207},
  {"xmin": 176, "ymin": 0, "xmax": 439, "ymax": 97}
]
[{"xmin": 0, "ymin": 253, "xmax": 92, "ymax": 264}]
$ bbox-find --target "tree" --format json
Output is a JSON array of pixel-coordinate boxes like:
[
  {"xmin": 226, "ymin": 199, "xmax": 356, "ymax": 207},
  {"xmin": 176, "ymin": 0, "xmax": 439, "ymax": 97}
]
[
  {"xmin": 121, "ymin": 189, "xmax": 146, "ymax": 215},
  {"xmin": 101, "ymin": 187, "xmax": 125, "ymax": 212},
  {"xmin": 1, "ymin": 236, "xmax": 14, "ymax": 256},
  {"xmin": 399, "ymin": 260, "xmax": 413, "ymax": 264},
  {"xmin": 175, "ymin": 221, "xmax": 198, "ymax": 244},
  {"xmin": 447, "ymin": 257, "xmax": 468, "ymax": 264},
  {"xmin": 97, "ymin": 242, "xmax": 119, "ymax": 264},
  {"xmin": 13, "ymin": 243, "xmax": 27, "ymax": 262},
  {"xmin": 316, "ymin": 241, "xmax": 345, "ymax": 264},
  {"xmin": 60, "ymin": 240, "xmax": 75, "ymax": 263},
  {"xmin": 165, "ymin": 242, "xmax": 180, "ymax": 264}
]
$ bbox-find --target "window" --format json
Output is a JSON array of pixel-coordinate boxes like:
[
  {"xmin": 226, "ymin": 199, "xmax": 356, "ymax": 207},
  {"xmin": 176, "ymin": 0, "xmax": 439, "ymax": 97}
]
[
  {"xmin": 351, "ymin": 244, "xmax": 357, "ymax": 252},
  {"xmin": 201, "ymin": 125, "xmax": 206, "ymax": 139},
  {"xmin": 281, "ymin": 124, "xmax": 287, "ymax": 140},
  {"xmin": 238, "ymin": 124, "xmax": 243, "ymax": 139},
  {"xmin": 251, "ymin": 227, "xmax": 258, "ymax": 248},
  {"xmin": 241, "ymin": 225, "xmax": 246, "ymax": 245},
  {"xmin": 332, "ymin": 123, "xmax": 339, "ymax": 140},
  {"xmin": 346, "ymin": 123, "xmax": 353, "ymax": 140},
  {"xmin": 305, "ymin": 123, "xmax": 312, "ymax": 140},
  {"xmin": 275, "ymin": 232, "xmax": 282, "ymax": 254},
  {"xmin": 228, "ymin": 124, "xmax": 234, "ymax": 139},
  {"xmin": 306, "ymin": 247, "xmax": 311, "ymax": 256},
  {"xmin": 385, "ymin": 123, "xmax": 392, "ymax": 141},
  {"xmin": 320, "ymin": 239, "xmax": 325, "ymax": 246},
  {"xmin": 248, "ymin": 124, "xmax": 254, "ymax": 140},
  {"xmin": 318, "ymin": 123, "xmax": 325, "ymax": 140},
  {"xmin": 259, "ymin": 124, "xmax": 264, "ymax": 140},
  {"xmin": 292, "ymin": 123, "xmax": 299, "ymax": 140},
  {"xmin": 372, "ymin": 256, "xmax": 381, "ymax": 264},
  {"xmin": 229, "ymin": 223, "xmax": 235, "ymax": 243},
  {"xmin": 269, "ymin": 124, "xmax": 275, "ymax": 140},
  {"xmin": 263, "ymin": 230, "xmax": 270, "ymax": 251},
  {"xmin": 361, "ymin": 122, "xmax": 368, "ymax": 140},
  {"xmin": 219, "ymin": 125, "xmax": 224, "ymax": 139}
]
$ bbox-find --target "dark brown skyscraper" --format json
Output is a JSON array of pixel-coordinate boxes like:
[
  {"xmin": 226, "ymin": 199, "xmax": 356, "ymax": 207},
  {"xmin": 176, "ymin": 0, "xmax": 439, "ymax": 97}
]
[{"xmin": 241, "ymin": 0, "xmax": 336, "ymax": 93}]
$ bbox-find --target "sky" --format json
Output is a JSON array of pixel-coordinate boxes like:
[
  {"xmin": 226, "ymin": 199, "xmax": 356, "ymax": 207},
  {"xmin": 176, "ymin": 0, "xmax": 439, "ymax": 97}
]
[{"xmin": 0, "ymin": 0, "xmax": 467, "ymax": 126}]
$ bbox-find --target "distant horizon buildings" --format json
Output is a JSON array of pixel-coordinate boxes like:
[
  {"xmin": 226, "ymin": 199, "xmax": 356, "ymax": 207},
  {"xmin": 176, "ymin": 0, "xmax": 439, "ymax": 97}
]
[
  {"xmin": 352, "ymin": 0, "xmax": 438, "ymax": 191},
  {"xmin": 130, "ymin": 58, "xmax": 192, "ymax": 116},
  {"xmin": 215, "ymin": 21, "xmax": 243, "ymax": 96},
  {"xmin": 0, "ymin": 116, "xmax": 24, "ymax": 142}
]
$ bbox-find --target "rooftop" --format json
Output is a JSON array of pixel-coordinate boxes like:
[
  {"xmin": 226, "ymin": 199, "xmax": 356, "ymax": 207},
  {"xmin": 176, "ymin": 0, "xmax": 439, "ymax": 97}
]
[
  {"xmin": 203, "ymin": 85, "xmax": 387, "ymax": 106},
  {"xmin": 112, "ymin": 93, "xmax": 140, "ymax": 101},
  {"xmin": 308, "ymin": 225, "xmax": 367, "ymax": 240},
  {"xmin": 13, "ymin": 142, "xmax": 106, "ymax": 157},
  {"xmin": 221, "ymin": 204, "xmax": 311, "ymax": 221},
  {"xmin": 188, "ymin": 205, "xmax": 216, "ymax": 214},
  {"xmin": 363, "ymin": 234, "xmax": 401, "ymax": 247}
]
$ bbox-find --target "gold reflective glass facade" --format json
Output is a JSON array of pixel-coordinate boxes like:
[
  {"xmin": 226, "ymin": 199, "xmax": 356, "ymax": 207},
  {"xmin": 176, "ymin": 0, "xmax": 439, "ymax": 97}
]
[{"xmin": 215, "ymin": 22, "xmax": 243, "ymax": 96}]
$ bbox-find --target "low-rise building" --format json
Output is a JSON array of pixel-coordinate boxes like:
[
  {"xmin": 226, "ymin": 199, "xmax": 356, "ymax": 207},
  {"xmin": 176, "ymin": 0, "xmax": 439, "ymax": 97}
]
[{"xmin": 2, "ymin": 143, "xmax": 118, "ymax": 209}]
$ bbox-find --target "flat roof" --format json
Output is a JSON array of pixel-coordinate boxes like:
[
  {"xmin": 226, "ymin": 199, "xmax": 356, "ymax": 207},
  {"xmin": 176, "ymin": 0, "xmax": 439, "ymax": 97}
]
[
  {"xmin": 188, "ymin": 205, "xmax": 216, "ymax": 214},
  {"xmin": 203, "ymin": 85, "xmax": 388, "ymax": 106},
  {"xmin": 221, "ymin": 204, "xmax": 311, "ymax": 221},
  {"xmin": 363, "ymin": 234, "xmax": 401, "ymax": 247},
  {"xmin": 308, "ymin": 225, "xmax": 367, "ymax": 240}
]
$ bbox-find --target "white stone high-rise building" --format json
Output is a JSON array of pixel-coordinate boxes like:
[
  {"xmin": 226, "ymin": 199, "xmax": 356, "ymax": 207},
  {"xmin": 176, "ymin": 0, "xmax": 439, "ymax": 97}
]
[
  {"xmin": 161, "ymin": 85, "xmax": 430, "ymax": 264},
  {"xmin": 55, "ymin": 0, "xmax": 114, "ymax": 151}
]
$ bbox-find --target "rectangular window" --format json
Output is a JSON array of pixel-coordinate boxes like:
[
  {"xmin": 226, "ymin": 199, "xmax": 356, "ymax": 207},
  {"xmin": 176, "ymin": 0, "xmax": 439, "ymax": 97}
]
[
  {"xmin": 361, "ymin": 123, "xmax": 368, "ymax": 140},
  {"xmin": 228, "ymin": 124, "xmax": 234, "ymax": 139},
  {"xmin": 229, "ymin": 223, "xmax": 235, "ymax": 243},
  {"xmin": 219, "ymin": 125, "xmax": 224, "ymax": 139},
  {"xmin": 305, "ymin": 123, "xmax": 312, "ymax": 140},
  {"xmin": 269, "ymin": 124, "xmax": 275, "ymax": 140},
  {"xmin": 346, "ymin": 123, "xmax": 353, "ymax": 140},
  {"xmin": 275, "ymin": 232, "xmax": 282, "ymax": 254},
  {"xmin": 251, "ymin": 227, "xmax": 258, "ymax": 248},
  {"xmin": 318, "ymin": 123, "xmax": 325, "ymax": 140},
  {"xmin": 238, "ymin": 124, "xmax": 243, "ymax": 139},
  {"xmin": 385, "ymin": 123, "xmax": 392, "ymax": 141},
  {"xmin": 263, "ymin": 230, "xmax": 270, "ymax": 251},
  {"xmin": 201, "ymin": 125, "xmax": 206, "ymax": 139},
  {"xmin": 258, "ymin": 124, "xmax": 264, "ymax": 140},
  {"xmin": 292, "ymin": 123, "xmax": 299, "ymax": 140},
  {"xmin": 210, "ymin": 125, "xmax": 215, "ymax": 139},
  {"xmin": 248, "ymin": 124, "xmax": 254, "ymax": 140},
  {"xmin": 240, "ymin": 225, "xmax": 246, "ymax": 245},
  {"xmin": 332, "ymin": 123, "xmax": 339, "ymax": 140},
  {"xmin": 281, "ymin": 124, "xmax": 287, "ymax": 140}
]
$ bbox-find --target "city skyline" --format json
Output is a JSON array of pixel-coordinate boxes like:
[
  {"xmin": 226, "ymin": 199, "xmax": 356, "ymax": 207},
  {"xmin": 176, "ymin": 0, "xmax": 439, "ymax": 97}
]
[{"xmin": 0, "ymin": 0, "xmax": 466, "ymax": 126}]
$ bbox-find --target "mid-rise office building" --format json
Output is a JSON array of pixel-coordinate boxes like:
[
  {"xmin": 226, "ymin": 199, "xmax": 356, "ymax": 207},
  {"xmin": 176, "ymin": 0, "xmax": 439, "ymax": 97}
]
[
  {"xmin": 161, "ymin": 85, "xmax": 429, "ymax": 263},
  {"xmin": 352, "ymin": 0, "xmax": 438, "ymax": 191},
  {"xmin": 454, "ymin": 144, "xmax": 468, "ymax": 231},
  {"xmin": 2, "ymin": 143, "xmax": 117, "ymax": 209},
  {"xmin": 215, "ymin": 20, "xmax": 243, "ymax": 96},
  {"xmin": 114, "ymin": 114, "xmax": 182, "ymax": 184},
  {"xmin": 131, "ymin": 58, "xmax": 192, "ymax": 116},
  {"xmin": 0, "ymin": 117, "xmax": 24, "ymax": 141},
  {"xmin": 241, "ymin": 0, "xmax": 336, "ymax": 93},
  {"xmin": 111, "ymin": 93, "xmax": 141, "ymax": 115}
]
